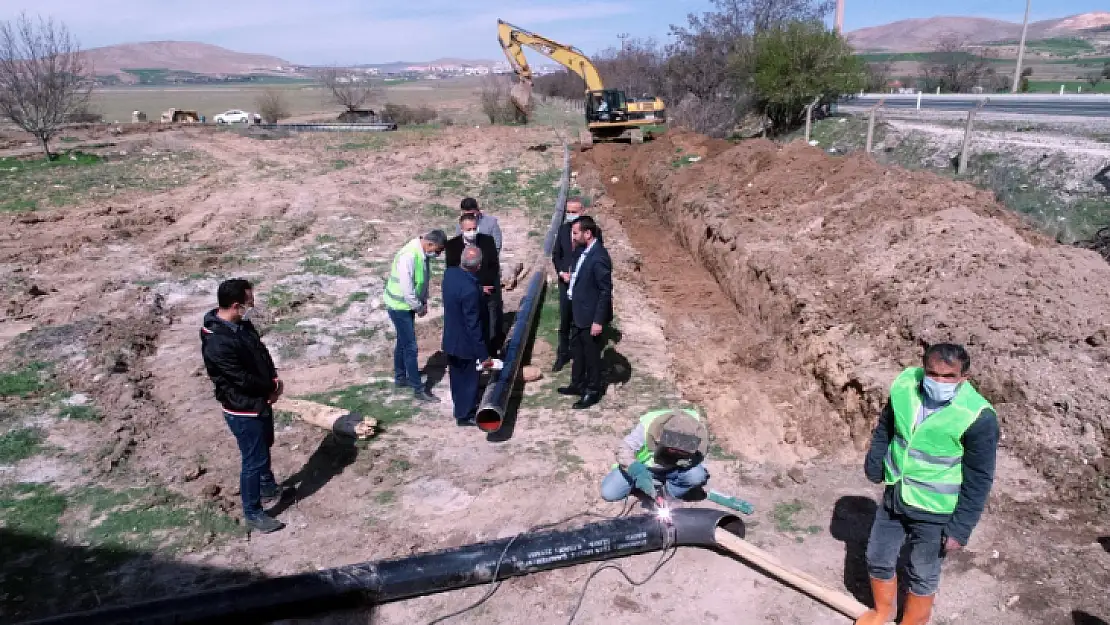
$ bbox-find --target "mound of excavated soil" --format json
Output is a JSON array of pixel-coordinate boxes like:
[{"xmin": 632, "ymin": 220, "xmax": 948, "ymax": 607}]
[{"xmin": 583, "ymin": 131, "xmax": 1110, "ymax": 506}]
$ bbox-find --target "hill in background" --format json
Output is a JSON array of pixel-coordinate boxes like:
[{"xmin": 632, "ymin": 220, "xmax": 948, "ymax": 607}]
[{"xmin": 848, "ymin": 11, "xmax": 1110, "ymax": 52}]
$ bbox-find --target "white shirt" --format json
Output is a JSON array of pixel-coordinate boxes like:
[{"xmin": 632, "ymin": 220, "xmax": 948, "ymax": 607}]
[{"xmin": 567, "ymin": 239, "xmax": 596, "ymax": 301}]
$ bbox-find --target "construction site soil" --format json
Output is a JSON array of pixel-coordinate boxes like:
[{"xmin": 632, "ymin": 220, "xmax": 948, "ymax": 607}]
[{"xmin": 576, "ymin": 131, "xmax": 1110, "ymax": 509}]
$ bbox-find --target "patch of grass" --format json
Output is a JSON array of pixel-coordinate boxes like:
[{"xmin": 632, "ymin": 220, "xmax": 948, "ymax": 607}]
[
  {"xmin": 0, "ymin": 482, "xmax": 67, "ymax": 539},
  {"xmin": 348, "ymin": 291, "xmax": 370, "ymax": 303},
  {"xmin": 0, "ymin": 150, "xmax": 210, "ymax": 209},
  {"xmin": 0, "ymin": 362, "xmax": 49, "ymax": 397},
  {"xmin": 330, "ymin": 137, "xmax": 387, "ymax": 151},
  {"xmin": 301, "ymin": 256, "xmax": 353, "ymax": 277},
  {"xmin": 303, "ymin": 381, "xmax": 420, "ymax": 429},
  {"xmin": 671, "ymin": 154, "xmax": 701, "ymax": 168},
  {"xmin": 332, "ymin": 159, "xmax": 351, "ymax": 170},
  {"xmin": 772, "ymin": 500, "xmax": 806, "ymax": 532},
  {"xmin": 414, "ymin": 166, "xmax": 472, "ymax": 198},
  {"xmin": 374, "ymin": 490, "xmax": 396, "ymax": 504},
  {"xmin": 389, "ymin": 458, "xmax": 411, "ymax": 472},
  {"xmin": 553, "ymin": 439, "xmax": 585, "ymax": 473},
  {"xmin": 70, "ymin": 486, "xmax": 238, "ymax": 552},
  {"xmin": 315, "ymin": 234, "xmax": 338, "ymax": 244},
  {"xmin": 426, "ymin": 202, "xmax": 455, "ymax": 218},
  {"xmin": 0, "ymin": 427, "xmax": 46, "ymax": 463},
  {"xmin": 274, "ymin": 410, "xmax": 296, "ymax": 427},
  {"xmin": 59, "ymin": 404, "xmax": 101, "ymax": 422},
  {"xmin": 1, "ymin": 197, "xmax": 38, "ymax": 213},
  {"xmin": 522, "ymin": 168, "xmax": 563, "ymax": 216}
]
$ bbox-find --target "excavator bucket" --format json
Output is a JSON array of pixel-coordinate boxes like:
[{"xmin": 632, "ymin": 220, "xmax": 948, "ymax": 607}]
[{"xmin": 510, "ymin": 81, "xmax": 533, "ymax": 118}]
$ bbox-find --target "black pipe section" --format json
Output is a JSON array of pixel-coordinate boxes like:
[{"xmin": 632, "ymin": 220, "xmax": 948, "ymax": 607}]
[
  {"xmin": 22, "ymin": 508, "xmax": 743, "ymax": 625},
  {"xmin": 476, "ymin": 145, "xmax": 571, "ymax": 432}
]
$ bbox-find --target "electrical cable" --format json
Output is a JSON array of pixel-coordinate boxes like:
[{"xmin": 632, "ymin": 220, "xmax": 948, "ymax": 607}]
[
  {"xmin": 564, "ymin": 543, "xmax": 679, "ymax": 625},
  {"xmin": 424, "ymin": 500, "xmax": 636, "ymax": 625}
]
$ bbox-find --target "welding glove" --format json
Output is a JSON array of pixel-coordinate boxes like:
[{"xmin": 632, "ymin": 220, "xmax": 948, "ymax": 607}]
[{"xmin": 626, "ymin": 462, "xmax": 657, "ymax": 498}]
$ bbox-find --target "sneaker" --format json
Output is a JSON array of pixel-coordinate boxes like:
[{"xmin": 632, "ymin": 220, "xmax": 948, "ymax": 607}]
[
  {"xmin": 260, "ymin": 485, "xmax": 294, "ymax": 505},
  {"xmin": 246, "ymin": 513, "xmax": 285, "ymax": 534},
  {"xmin": 413, "ymin": 390, "xmax": 439, "ymax": 403}
]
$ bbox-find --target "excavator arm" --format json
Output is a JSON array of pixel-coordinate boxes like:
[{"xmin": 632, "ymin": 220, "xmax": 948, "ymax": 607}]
[{"xmin": 497, "ymin": 19, "xmax": 604, "ymax": 117}]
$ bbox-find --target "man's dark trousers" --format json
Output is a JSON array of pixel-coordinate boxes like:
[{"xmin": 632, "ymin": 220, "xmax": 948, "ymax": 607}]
[
  {"xmin": 570, "ymin": 325, "xmax": 604, "ymax": 393},
  {"xmin": 481, "ymin": 287, "xmax": 504, "ymax": 355},
  {"xmin": 447, "ymin": 355, "xmax": 480, "ymax": 421},
  {"xmin": 223, "ymin": 408, "xmax": 277, "ymax": 520},
  {"xmin": 557, "ymin": 281, "xmax": 573, "ymax": 363}
]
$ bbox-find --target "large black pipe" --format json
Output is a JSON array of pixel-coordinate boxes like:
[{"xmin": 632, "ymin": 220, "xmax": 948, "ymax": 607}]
[
  {"xmin": 22, "ymin": 508, "xmax": 743, "ymax": 625},
  {"xmin": 476, "ymin": 145, "xmax": 571, "ymax": 432}
]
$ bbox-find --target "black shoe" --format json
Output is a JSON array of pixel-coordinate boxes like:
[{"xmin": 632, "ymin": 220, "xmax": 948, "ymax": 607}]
[
  {"xmin": 456, "ymin": 417, "xmax": 477, "ymax": 427},
  {"xmin": 246, "ymin": 513, "xmax": 285, "ymax": 534},
  {"xmin": 260, "ymin": 485, "xmax": 294, "ymax": 505},
  {"xmin": 413, "ymin": 390, "xmax": 439, "ymax": 403},
  {"xmin": 573, "ymin": 391, "xmax": 602, "ymax": 410},
  {"xmin": 552, "ymin": 357, "xmax": 569, "ymax": 373},
  {"xmin": 557, "ymin": 385, "xmax": 583, "ymax": 396}
]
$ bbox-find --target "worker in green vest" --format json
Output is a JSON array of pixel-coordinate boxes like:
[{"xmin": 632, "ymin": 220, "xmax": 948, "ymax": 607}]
[
  {"xmin": 856, "ymin": 344, "xmax": 999, "ymax": 625},
  {"xmin": 600, "ymin": 408, "xmax": 710, "ymax": 503},
  {"xmin": 383, "ymin": 229, "xmax": 447, "ymax": 403}
]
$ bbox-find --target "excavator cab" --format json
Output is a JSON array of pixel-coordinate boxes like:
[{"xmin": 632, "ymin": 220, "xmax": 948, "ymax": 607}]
[{"xmin": 586, "ymin": 89, "xmax": 628, "ymax": 124}]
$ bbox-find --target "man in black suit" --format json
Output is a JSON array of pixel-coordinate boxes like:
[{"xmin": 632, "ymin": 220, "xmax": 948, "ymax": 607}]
[
  {"xmin": 551, "ymin": 199, "xmax": 601, "ymax": 372},
  {"xmin": 445, "ymin": 213, "xmax": 502, "ymax": 355},
  {"xmin": 558, "ymin": 216, "xmax": 612, "ymax": 410}
]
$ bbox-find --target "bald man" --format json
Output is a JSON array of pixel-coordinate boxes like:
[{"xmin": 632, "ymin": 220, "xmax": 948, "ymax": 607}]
[{"xmin": 442, "ymin": 246, "xmax": 492, "ymax": 426}]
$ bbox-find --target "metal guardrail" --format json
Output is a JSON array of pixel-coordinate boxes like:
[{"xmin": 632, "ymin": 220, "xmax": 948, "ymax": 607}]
[
  {"xmin": 475, "ymin": 144, "xmax": 571, "ymax": 433},
  {"xmin": 253, "ymin": 123, "xmax": 398, "ymax": 132}
]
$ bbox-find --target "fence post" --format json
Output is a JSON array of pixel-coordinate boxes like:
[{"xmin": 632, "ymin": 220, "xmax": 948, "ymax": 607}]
[
  {"xmin": 804, "ymin": 96, "xmax": 821, "ymax": 143},
  {"xmin": 865, "ymin": 98, "xmax": 885, "ymax": 154},
  {"xmin": 957, "ymin": 99, "xmax": 988, "ymax": 175},
  {"xmin": 916, "ymin": 91, "xmax": 922, "ymax": 110}
]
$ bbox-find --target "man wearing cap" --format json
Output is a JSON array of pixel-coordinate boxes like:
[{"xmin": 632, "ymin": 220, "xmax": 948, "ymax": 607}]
[
  {"xmin": 600, "ymin": 407, "xmax": 710, "ymax": 503},
  {"xmin": 383, "ymin": 229, "xmax": 447, "ymax": 403}
]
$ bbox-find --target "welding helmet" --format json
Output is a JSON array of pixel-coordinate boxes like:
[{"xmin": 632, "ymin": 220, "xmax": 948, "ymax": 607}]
[{"xmin": 646, "ymin": 408, "xmax": 708, "ymax": 468}]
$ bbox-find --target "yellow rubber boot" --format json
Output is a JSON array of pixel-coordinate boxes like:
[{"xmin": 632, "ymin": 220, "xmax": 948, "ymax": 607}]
[
  {"xmin": 900, "ymin": 592, "xmax": 935, "ymax": 625},
  {"xmin": 855, "ymin": 577, "xmax": 897, "ymax": 625}
]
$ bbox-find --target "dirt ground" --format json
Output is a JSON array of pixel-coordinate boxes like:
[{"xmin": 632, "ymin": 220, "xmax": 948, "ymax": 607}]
[{"xmin": 1, "ymin": 109, "xmax": 1108, "ymax": 625}]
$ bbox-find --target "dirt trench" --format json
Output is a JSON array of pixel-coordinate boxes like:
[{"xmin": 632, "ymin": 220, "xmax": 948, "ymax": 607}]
[{"xmin": 574, "ymin": 130, "xmax": 1110, "ymax": 508}]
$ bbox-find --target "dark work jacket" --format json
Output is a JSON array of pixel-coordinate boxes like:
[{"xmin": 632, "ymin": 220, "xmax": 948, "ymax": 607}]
[
  {"xmin": 441, "ymin": 267, "xmax": 489, "ymax": 361},
  {"xmin": 445, "ymin": 234, "xmax": 500, "ymax": 289},
  {"xmin": 552, "ymin": 220, "xmax": 603, "ymax": 275},
  {"xmin": 864, "ymin": 396, "xmax": 999, "ymax": 546},
  {"xmin": 568, "ymin": 241, "xmax": 614, "ymax": 328},
  {"xmin": 200, "ymin": 310, "xmax": 278, "ymax": 416}
]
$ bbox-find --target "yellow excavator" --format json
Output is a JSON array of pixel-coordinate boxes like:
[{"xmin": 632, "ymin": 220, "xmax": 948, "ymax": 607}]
[{"xmin": 497, "ymin": 19, "xmax": 666, "ymax": 145}]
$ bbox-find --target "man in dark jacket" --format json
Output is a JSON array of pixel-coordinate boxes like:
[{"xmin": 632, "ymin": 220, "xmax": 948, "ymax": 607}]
[
  {"xmin": 855, "ymin": 343, "xmax": 999, "ymax": 625},
  {"xmin": 558, "ymin": 216, "xmax": 613, "ymax": 410},
  {"xmin": 445, "ymin": 213, "xmax": 502, "ymax": 355},
  {"xmin": 551, "ymin": 199, "xmax": 592, "ymax": 372},
  {"xmin": 442, "ymin": 247, "xmax": 491, "ymax": 426},
  {"xmin": 200, "ymin": 279, "xmax": 289, "ymax": 533}
]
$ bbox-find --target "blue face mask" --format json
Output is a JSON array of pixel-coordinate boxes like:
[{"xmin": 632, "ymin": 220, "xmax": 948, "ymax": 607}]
[{"xmin": 922, "ymin": 377, "xmax": 959, "ymax": 403}]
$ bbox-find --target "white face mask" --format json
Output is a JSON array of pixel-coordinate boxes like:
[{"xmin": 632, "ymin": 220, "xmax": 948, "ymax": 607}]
[
  {"xmin": 922, "ymin": 376, "xmax": 959, "ymax": 403},
  {"xmin": 565, "ymin": 213, "xmax": 580, "ymax": 223},
  {"xmin": 240, "ymin": 306, "xmax": 254, "ymax": 321},
  {"xmin": 425, "ymin": 251, "xmax": 440, "ymax": 259},
  {"xmin": 462, "ymin": 230, "xmax": 477, "ymax": 241}
]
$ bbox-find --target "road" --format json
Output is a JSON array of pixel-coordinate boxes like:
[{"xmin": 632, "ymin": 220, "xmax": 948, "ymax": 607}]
[{"xmin": 840, "ymin": 94, "xmax": 1110, "ymax": 118}]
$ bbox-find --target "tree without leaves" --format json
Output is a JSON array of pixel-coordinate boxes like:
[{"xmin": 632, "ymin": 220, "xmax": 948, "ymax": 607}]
[
  {"xmin": 1086, "ymin": 71, "xmax": 1104, "ymax": 88},
  {"xmin": 921, "ymin": 36, "xmax": 992, "ymax": 93},
  {"xmin": 865, "ymin": 61, "xmax": 893, "ymax": 92},
  {"xmin": 255, "ymin": 88, "xmax": 290, "ymax": 123},
  {"xmin": 0, "ymin": 13, "xmax": 92, "ymax": 160},
  {"xmin": 747, "ymin": 20, "xmax": 866, "ymax": 133},
  {"xmin": 318, "ymin": 67, "xmax": 378, "ymax": 112},
  {"xmin": 1104, "ymin": 62, "xmax": 1110, "ymax": 79}
]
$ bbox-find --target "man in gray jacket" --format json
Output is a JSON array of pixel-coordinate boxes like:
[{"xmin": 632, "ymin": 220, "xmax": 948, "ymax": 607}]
[{"xmin": 455, "ymin": 197, "xmax": 502, "ymax": 251}]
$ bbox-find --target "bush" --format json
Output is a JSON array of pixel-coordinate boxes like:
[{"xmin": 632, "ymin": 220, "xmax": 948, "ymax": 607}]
[
  {"xmin": 382, "ymin": 103, "xmax": 437, "ymax": 125},
  {"xmin": 65, "ymin": 106, "xmax": 102, "ymax": 123},
  {"xmin": 255, "ymin": 89, "xmax": 290, "ymax": 124},
  {"xmin": 669, "ymin": 93, "xmax": 743, "ymax": 138},
  {"xmin": 479, "ymin": 76, "xmax": 519, "ymax": 124}
]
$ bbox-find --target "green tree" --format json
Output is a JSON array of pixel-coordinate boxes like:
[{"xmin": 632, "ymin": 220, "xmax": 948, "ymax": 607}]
[
  {"xmin": 747, "ymin": 21, "xmax": 865, "ymax": 133},
  {"xmin": 1103, "ymin": 62, "xmax": 1110, "ymax": 79}
]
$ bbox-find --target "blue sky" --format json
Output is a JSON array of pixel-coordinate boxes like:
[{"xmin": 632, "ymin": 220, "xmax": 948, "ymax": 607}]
[{"xmin": 0, "ymin": 1, "xmax": 1105, "ymax": 65}]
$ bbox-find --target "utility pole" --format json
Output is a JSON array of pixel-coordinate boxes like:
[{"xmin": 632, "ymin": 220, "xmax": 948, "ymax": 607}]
[
  {"xmin": 835, "ymin": 0, "xmax": 845, "ymax": 33},
  {"xmin": 1011, "ymin": 0, "xmax": 1031, "ymax": 93}
]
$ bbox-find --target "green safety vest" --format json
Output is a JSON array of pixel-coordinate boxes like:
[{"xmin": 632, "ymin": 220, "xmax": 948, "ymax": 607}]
[
  {"xmin": 883, "ymin": 367, "xmax": 992, "ymax": 515},
  {"xmin": 383, "ymin": 239, "xmax": 427, "ymax": 312},
  {"xmin": 635, "ymin": 408, "xmax": 702, "ymax": 468}
]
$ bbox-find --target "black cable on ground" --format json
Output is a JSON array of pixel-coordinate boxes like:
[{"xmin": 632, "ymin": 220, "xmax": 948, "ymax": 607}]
[
  {"xmin": 424, "ymin": 501, "xmax": 637, "ymax": 625},
  {"xmin": 564, "ymin": 544, "xmax": 679, "ymax": 625}
]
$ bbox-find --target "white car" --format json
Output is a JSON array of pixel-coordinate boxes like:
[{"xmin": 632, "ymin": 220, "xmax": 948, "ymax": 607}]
[{"xmin": 213, "ymin": 109, "xmax": 251, "ymax": 124}]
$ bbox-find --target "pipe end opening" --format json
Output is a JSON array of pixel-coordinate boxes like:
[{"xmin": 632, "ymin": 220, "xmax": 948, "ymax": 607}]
[{"xmin": 475, "ymin": 408, "xmax": 502, "ymax": 433}]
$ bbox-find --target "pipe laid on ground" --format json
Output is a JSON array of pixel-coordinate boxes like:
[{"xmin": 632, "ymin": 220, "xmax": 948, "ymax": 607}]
[
  {"xmin": 475, "ymin": 144, "xmax": 571, "ymax": 433},
  {"xmin": 22, "ymin": 508, "xmax": 741, "ymax": 625}
]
